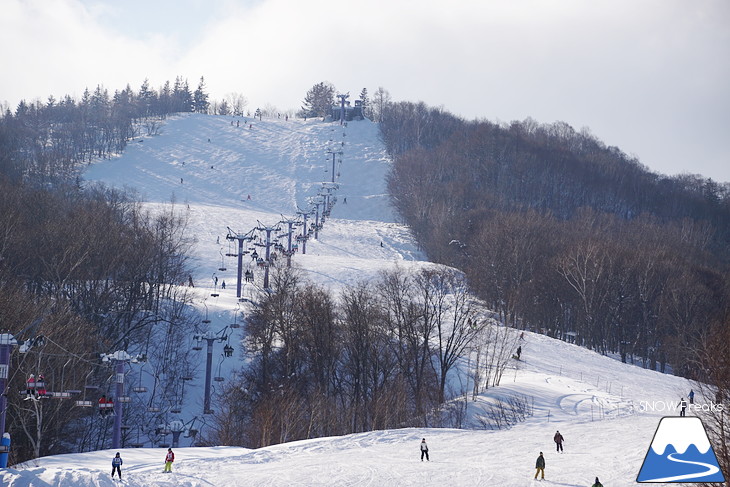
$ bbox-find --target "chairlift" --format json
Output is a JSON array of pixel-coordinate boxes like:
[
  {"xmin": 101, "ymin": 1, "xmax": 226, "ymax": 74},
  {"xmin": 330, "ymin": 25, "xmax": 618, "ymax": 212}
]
[
  {"xmin": 74, "ymin": 371, "xmax": 97, "ymax": 407},
  {"xmin": 218, "ymin": 249, "xmax": 227, "ymax": 271},
  {"xmin": 147, "ymin": 406, "xmax": 161, "ymax": 413},
  {"xmin": 229, "ymin": 305, "xmax": 242, "ymax": 329},
  {"xmin": 170, "ymin": 406, "xmax": 182, "ymax": 414},
  {"xmin": 133, "ymin": 366, "xmax": 148, "ymax": 393},
  {"xmin": 225, "ymin": 240, "xmax": 237, "ymax": 258},
  {"xmin": 213, "ymin": 359, "xmax": 225, "ymax": 382}
]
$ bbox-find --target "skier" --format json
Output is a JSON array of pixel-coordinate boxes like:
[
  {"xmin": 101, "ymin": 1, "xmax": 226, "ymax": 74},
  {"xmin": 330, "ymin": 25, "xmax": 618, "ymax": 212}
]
[
  {"xmin": 188, "ymin": 276, "xmax": 194, "ymax": 287},
  {"xmin": 591, "ymin": 477, "xmax": 603, "ymax": 487},
  {"xmin": 221, "ymin": 280, "xmax": 226, "ymax": 289},
  {"xmin": 111, "ymin": 452, "xmax": 123, "ymax": 479},
  {"xmin": 36, "ymin": 374, "xmax": 46, "ymax": 397},
  {"xmin": 98, "ymin": 395, "xmax": 108, "ymax": 416},
  {"xmin": 680, "ymin": 397, "xmax": 687, "ymax": 416},
  {"xmin": 164, "ymin": 448, "xmax": 175, "ymax": 473},
  {"xmin": 534, "ymin": 452, "xmax": 545, "ymax": 480},
  {"xmin": 689, "ymin": 389, "xmax": 695, "ymax": 404},
  {"xmin": 420, "ymin": 438, "xmax": 429, "ymax": 461},
  {"xmin": 25, "ymin": 374, "xmax": 36, "ymax": 398},
  {"xmin": 554, "ymin": 430, "xmax": 564, "ymax": 452},
  {"xmin": 516, "ymin": 346, "xmax": 522, "ymax": 360}
]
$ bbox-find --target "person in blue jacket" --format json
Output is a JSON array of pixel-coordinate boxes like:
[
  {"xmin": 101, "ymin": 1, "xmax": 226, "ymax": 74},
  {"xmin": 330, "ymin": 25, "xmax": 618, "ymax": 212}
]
[{"xmin": 112, "ymin": 452, "xmax": 123, "ymax": 479}]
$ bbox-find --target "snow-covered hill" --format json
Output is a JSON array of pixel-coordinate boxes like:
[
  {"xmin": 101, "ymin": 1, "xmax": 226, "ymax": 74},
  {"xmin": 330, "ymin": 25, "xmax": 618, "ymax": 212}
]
[{"xmin": 1, "ymin": 114, "xmax": 702, "ymax": 486}]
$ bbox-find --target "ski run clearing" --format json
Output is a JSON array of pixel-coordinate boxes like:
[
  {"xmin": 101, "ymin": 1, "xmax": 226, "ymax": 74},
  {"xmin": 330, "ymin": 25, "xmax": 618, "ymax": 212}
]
[{"xmin": 1, "ymin": 114, "xmax": 702, "ymax": 486}]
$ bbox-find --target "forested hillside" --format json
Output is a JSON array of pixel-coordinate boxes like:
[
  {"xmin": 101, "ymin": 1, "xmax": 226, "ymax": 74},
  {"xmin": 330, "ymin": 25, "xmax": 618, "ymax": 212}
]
[
  {"xmin": 381, "ymin": 101, "xmax": 730, "ymax": 375},
  {"xmin": 0, "ymin": 78, "xmax": 206, "ymax": 462}
]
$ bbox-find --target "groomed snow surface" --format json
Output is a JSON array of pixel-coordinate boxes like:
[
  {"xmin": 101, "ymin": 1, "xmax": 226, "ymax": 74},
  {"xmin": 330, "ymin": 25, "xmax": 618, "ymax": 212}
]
[{"xmin": 1, "ymin": 114, "xmax": 702, "ymax": 486}]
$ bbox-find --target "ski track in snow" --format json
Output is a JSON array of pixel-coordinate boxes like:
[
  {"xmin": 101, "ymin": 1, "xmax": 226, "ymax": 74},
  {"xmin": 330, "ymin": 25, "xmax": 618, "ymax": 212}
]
[{"xmin": 0, "ymin": 114, "xmax": 706, "ymax": 487}]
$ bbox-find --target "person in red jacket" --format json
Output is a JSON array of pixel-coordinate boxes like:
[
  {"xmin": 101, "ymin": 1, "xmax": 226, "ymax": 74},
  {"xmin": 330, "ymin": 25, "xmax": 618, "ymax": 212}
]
[
  {"xmin": 25, "ymin": 375, "xmax": 36, "ymax": 397},
  {"xmin": 98, "ymin": 395, "xmax": 108, "ymax": 416},
  {"xmin": 164, "ymin": 448, "xmax": 174, "ymax": 473},
  {"xmin": 36, "ymin": 374, "xmax": 47, "ymax": 397}
]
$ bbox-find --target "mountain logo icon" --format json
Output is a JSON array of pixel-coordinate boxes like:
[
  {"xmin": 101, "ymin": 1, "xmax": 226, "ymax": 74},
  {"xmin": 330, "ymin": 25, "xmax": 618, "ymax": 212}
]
[{"xmin": 637, "ymin": 416, "xmax": 725, "ymax": 483}]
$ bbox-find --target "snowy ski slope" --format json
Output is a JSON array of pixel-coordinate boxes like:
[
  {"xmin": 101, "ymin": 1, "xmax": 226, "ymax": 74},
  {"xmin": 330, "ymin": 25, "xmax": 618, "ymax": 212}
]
[{"xmin": 1, "ymin": 114, "xmax": 702, "ymax": 486}]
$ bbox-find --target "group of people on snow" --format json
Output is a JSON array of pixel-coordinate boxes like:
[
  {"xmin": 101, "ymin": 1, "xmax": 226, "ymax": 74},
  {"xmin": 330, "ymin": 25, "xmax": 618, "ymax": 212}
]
[
  {"xmin": 418, "ymin": 430, "xmax": 602, "ymax": 485},
  {"xmin": 109, "ymin": 448, "xmax": 175, "ymax": 479}
]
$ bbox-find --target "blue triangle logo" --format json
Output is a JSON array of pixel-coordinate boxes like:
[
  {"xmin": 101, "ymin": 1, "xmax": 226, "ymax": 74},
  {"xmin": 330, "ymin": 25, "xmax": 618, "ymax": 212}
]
[{"xmin": 637, "ymin": 417, "xmax": 726, "ymax": 483}]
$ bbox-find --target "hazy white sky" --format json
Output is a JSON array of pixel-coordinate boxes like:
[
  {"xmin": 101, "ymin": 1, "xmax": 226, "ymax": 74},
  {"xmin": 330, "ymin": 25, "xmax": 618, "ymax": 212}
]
[{"xmin": 2, "ymin": 0, "xmax": 728, "ymax": 182}]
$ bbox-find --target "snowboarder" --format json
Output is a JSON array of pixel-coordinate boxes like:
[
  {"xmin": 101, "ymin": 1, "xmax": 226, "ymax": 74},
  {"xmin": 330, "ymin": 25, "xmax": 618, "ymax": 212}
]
[
  {"xmin": 420, "ymin": 438, "xmax": 429, "ymax": 461},
  {"xmin": 554, "ymin": 430, "xmax": 564, "ymax": 452},
  {"xmin": 591, "ymin": 477, "xmax": 603, "ymax": 487},
  {"xmin": 111, "ymin": 452, "xmax": 123, "ymax": 479},
  {"xmin": 164, "ymin": 448, "xmax": 174, "ymax": 473},
  {"xmin": 680, "ymin": 397, "xmax": 687, "ymax": 416},
  {"xmin": 516, "ymin": 346, "xmax": 522, "ymax": 360},
  {"xmin": 689, "ymin": 389, "xmax": 695, "ymax": 404},
  {"xmin": 534, "ymin": 452, "xmax": 545, "ymax": 480},
  {"xmin": 221, "ymin": 280, "xmax": 226, "ymax": 289}
]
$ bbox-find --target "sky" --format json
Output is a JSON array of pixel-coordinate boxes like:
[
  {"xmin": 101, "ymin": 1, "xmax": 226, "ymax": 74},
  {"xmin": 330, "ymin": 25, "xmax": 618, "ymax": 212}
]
[{"xmin": 1, "ymin": 0, "xmax": 729, "ymax": 182}]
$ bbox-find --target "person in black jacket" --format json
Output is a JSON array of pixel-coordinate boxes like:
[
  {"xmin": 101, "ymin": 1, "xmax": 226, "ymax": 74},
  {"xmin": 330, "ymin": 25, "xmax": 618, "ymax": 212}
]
[
  {"xmin": 534, "ymin": 452, "xmax": 545, "ymax": 479},
  {"xmin": 554, "ymin": 430, "xmax": 564, "ymax": 452}
]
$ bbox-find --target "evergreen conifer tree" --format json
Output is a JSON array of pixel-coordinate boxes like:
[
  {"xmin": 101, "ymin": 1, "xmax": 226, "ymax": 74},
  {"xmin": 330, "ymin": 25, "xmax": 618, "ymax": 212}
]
[{"xmin": 194, "ymin": 76, "xmax": 210, "ymax": 114}]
